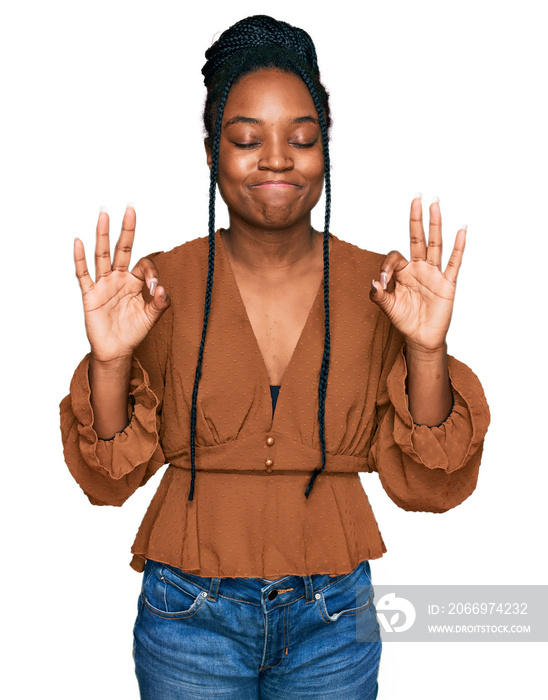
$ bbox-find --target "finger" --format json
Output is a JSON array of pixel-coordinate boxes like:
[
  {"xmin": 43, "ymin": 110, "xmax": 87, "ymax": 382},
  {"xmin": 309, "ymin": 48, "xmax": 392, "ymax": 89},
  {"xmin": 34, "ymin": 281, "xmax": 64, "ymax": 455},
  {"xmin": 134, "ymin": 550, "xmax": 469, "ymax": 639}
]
[
  {"xmin": 426, "ymin": 197, "xmax": 442, "ymax": 269},
  {"xmin": 112, "ymin": 205, "xmax": 136, "ymax": 273},
  {"xmin": 94, "ymin": 210, "xmax": 111, "ymax": 279},
  {"xmin": 74, "ymin": 237, "xmax": 94, "ymax": 295},
  {"xmin": 443, "ymin": 226, "xmax": 467, "ymax": 285},
  {"xmin": 145, "ymin": 284, "xmax": 171, "ymax": 325},
  {"xmin": 131, "ymin": 256, "xmax": 160, "ymax": 296},
  {"xmin": 369, "ymin": 279, "xmax": 395, "ymax": 315},
  {"xmin": 379, "ymin": 250, "xmax": 409, "ymax": 290},
  {"xmin": 409, "ymin": 195, "xmax": 427, "ymax": 261}
]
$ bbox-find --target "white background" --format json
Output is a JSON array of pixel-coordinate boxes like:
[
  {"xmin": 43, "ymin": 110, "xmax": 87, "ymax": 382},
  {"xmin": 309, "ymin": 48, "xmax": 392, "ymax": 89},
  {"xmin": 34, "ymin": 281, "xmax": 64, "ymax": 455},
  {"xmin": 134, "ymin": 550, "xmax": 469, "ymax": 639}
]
[{"xmin": 2, "ymin": 0, "xmax": 546, "ymax": 698}]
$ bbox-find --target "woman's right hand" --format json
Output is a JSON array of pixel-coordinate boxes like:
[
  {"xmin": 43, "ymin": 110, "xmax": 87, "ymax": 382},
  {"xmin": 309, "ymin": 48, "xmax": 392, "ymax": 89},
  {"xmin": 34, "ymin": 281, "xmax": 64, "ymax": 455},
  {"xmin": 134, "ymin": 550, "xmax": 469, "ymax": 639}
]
[{"xmin": 74, "ymin": 206, "xmax": 171, "ymax": 364}]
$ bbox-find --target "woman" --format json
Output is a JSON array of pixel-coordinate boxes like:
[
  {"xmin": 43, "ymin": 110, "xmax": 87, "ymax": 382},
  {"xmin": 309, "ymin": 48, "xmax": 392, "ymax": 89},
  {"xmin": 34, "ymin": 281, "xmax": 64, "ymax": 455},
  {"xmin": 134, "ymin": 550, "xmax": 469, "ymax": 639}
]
[{"xmin": 60, "ymin": 14, "xmax": 490, "ymax": 699}]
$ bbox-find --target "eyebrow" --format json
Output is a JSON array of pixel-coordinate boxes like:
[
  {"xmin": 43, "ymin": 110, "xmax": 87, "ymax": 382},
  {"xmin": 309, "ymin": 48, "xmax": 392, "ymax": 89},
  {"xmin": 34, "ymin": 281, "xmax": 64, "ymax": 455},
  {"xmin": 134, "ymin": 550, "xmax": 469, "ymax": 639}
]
[
  {"xmin": 292, "ymin": 116, "xmax": 319, "ymax": 125},
  {"xmin": 224, "ymin": 115, "xmax": 319, "ymax": 127}
]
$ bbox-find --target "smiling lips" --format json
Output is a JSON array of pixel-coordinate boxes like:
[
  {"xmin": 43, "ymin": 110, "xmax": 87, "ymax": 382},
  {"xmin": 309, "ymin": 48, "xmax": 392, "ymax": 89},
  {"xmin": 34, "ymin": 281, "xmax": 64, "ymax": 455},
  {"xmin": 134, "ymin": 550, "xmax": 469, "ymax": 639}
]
[{"xmin": 250, "ymin": 180, "xmax": 301, "ymax": 188}]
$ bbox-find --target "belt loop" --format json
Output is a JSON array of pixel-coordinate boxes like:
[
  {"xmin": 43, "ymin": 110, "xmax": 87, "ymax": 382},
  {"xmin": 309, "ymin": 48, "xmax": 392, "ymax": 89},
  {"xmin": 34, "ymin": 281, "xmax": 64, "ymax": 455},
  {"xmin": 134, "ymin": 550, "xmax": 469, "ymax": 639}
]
[
  {"xmin": 208, "ymin": 577, "xmax": 221, "ymax": 601},
  {"xmin": 303, "ymin": 574, "xmax": 315, "ymax": 603}
]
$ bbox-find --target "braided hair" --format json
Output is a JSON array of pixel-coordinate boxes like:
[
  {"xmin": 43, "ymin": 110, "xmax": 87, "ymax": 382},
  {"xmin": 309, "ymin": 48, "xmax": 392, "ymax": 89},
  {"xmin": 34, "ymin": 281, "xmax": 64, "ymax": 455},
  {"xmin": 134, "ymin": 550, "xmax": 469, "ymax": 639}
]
[{"xmin": 188, "ymin": 15, "xmax": 332, "ymax": 502}]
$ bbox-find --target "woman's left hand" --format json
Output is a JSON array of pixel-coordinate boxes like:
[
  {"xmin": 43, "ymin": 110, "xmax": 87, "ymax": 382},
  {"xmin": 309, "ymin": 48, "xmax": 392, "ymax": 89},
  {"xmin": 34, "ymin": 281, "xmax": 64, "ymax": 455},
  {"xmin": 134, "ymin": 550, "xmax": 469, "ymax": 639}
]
[{"xmin": 369, "ymin": 196, "xmax": 467, "ymax": 352}]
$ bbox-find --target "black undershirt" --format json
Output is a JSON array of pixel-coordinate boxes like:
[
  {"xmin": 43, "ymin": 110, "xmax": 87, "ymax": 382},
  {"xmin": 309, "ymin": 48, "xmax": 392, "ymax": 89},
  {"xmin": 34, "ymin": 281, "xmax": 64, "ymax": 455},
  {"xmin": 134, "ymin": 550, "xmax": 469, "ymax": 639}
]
[{"xmin": 269, "ymin": 385, "xmax": 281, "ymax": 417}]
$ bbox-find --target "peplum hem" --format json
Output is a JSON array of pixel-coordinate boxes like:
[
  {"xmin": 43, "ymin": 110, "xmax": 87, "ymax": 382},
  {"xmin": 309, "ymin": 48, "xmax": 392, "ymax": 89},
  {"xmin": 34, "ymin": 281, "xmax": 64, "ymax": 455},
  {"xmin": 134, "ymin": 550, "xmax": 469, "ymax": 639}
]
[
  {"xmin": 129, "ymin": 468, "xmax": 387, "ymax": 578},
  {"xmin": 128, "ymin": 553, "xmax": 385, "ymax": 579}
]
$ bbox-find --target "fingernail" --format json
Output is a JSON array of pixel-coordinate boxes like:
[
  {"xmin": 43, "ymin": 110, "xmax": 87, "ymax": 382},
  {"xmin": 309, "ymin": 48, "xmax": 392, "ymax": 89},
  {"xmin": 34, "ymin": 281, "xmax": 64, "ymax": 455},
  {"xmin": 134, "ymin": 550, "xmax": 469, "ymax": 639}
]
[
  {"xmin": 462, "ymin": 224, "xmax": 468, "ymax": 232},
  {"xmin": 99, "ymin": 206, "xmax": 107, "ymax": 213},
  {"xmin": 380, "ymin": 272, "xmax": 388, "ymax": 290},
  {"xmin": 371, "ymin": 280, "xmax": 377, "ymax": 295},
  {"xmin": 161, "ymin": 291, "xmax": 168, "ymax": 302},
  {"xmin": 126, "ymin": 201, "xmax": 135, "ymax": 210},
  {"xmin": 431, "ymin": 195, "xmax": 440, "ymax": 204},
  {"xmin": 413, "ymin": 192, "xmax": 422, "ymax": 200},
  {"xmin": 149, "ymin": 278, "xmax": 158, "ymax": 296}
]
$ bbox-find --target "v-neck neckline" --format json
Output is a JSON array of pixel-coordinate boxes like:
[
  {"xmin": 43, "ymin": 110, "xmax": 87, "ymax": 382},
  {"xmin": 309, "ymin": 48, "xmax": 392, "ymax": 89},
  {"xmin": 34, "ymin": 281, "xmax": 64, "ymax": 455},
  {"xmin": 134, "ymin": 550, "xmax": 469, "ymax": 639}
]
[{"xmin": 216, "ymin": 229, "xmax": 335, "ymax": 425}]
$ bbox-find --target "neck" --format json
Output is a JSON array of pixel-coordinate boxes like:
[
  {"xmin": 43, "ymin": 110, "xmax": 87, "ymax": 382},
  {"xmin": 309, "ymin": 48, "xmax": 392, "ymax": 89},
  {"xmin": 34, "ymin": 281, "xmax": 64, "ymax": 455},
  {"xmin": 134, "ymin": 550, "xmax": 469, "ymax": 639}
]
[{"xmin": 220, "ymin": 217, "xmax": 324, "ymax": 279}]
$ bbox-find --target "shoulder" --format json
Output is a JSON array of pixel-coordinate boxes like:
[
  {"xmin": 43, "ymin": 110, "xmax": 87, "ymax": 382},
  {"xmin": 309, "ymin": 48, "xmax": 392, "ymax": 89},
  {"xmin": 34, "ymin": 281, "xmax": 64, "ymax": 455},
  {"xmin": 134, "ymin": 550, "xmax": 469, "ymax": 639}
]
[
  {"xmin": 328, "ymin": 234, "xmax": 389, "ymax": 336},
  {"xmin": 146, "ymin": 235, "xmax": 208, "ymax": 266},
  {"xmin": 331, "ymin": 233, "xmax": 386, "ymax": 278},
  {"xmin": 145, "ymin": 236, "xmax": 209, "ymax": 282}
]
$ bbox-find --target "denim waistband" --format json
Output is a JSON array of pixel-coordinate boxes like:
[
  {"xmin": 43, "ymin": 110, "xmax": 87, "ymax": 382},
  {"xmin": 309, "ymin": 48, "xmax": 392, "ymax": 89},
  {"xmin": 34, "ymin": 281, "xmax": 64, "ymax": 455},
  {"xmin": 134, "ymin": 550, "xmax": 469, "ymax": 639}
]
[{"xmin": 145, "ymin": 559, "xmax": 368, "ymax": 607}]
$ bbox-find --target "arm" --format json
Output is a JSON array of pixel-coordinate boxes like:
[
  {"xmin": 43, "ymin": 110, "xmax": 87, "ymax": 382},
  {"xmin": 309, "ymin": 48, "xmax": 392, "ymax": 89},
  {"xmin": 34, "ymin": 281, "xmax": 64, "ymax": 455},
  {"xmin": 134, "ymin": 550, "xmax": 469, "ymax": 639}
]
[
  {"xmin": 367, "ymin": 196, "xmax": 490, "ymax": 510},
  {"xmin": 370, "ymin": 195, "xmax": 467, "ymax": 429},
  {"xmin": 404, "ymin": 342, "xmax": 453, "ymax": 427},
  {"xmin": 87, "ymin": 243, "xmax": 169, "ymax": 440},
  {"xmin": 59, "ymin": 208, "xmax": 171, "ymax": 506},
  {"xmin": 60, "ymin": 348, "xmax": 166, "ymax": 507},
  {"xmin": 368, "ymin": 318, "xmax": 490, "ymax": 512},
  {"xmin": 89, "ymin": 354, "xmax": 133, "ymax": 439}
]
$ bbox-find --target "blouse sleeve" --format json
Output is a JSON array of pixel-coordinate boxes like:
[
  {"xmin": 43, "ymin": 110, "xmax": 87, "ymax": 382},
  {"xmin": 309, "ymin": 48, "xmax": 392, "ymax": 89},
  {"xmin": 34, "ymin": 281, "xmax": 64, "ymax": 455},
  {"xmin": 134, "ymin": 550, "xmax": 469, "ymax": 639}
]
[
  {"xmin": 59, "ymin": 252, "xmax": 170, "ymax": 507},
  {"xmin": 367, "ymin": 317, "xmax": 491, "ymax": 513}
]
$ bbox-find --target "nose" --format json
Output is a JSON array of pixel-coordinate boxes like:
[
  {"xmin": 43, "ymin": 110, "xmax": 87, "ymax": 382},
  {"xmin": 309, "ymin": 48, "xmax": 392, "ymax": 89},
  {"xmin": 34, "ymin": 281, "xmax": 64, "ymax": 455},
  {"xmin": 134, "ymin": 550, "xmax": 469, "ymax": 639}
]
[{"xmin": 258, "ymin": 136, "xmax": 294, "ymax": 172}]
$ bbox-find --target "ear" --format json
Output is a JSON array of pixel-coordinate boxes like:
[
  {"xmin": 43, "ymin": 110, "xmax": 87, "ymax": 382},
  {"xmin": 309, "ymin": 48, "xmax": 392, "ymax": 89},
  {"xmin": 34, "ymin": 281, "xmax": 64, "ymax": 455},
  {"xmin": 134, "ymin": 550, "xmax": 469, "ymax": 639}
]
[{"xmin": 204, "ymin": 139, "xmax": 212, "ymax": 170}]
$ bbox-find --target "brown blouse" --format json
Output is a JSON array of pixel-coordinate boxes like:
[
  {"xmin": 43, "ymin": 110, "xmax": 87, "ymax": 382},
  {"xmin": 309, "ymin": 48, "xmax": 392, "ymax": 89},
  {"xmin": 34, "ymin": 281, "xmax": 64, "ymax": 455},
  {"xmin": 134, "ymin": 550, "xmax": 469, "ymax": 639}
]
[{"xmin": 59, "ymin": 230, "xmax": 491, "ymax": 579}]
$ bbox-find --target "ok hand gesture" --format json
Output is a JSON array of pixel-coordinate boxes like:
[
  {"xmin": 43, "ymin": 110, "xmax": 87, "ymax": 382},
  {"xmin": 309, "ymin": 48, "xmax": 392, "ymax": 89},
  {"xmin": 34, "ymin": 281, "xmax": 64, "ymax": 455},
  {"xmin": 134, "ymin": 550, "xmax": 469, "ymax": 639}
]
[
  {"xmin": 74, "ymin": 206, "xmax": 171, "ymax": 364},
  {"xmin": 370, "ymin": 196, "xmax": 467, "ymax": 353}
]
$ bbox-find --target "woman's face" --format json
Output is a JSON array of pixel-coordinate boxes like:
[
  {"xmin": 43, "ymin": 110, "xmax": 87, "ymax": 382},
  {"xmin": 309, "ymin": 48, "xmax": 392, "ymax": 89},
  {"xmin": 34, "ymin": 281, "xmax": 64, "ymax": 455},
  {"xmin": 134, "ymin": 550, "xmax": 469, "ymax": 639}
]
[{"xmin": 207, "ymin": 68, "xmax": 325, "ymax": 232}]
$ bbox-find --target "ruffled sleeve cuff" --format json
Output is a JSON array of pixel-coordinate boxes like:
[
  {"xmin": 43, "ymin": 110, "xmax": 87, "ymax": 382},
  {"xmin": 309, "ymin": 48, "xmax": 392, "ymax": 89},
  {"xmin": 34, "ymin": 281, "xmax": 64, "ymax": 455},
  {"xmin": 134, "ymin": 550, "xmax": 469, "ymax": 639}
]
[
  {"xmin": 386, "ymin": 347, "xmax": 491, "ymax": 474},
  {"xmin": 61, "ymin": 353, "xmax": 162, "ymax": 481}
]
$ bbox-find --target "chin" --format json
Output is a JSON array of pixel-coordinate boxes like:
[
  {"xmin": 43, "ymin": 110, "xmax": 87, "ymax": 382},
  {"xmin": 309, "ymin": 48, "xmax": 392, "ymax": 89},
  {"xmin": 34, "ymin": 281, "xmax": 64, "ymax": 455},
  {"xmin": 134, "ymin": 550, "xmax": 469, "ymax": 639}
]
[{"xmin": 255, "ymin": 204, "xmax": 303, "ymax": 228}]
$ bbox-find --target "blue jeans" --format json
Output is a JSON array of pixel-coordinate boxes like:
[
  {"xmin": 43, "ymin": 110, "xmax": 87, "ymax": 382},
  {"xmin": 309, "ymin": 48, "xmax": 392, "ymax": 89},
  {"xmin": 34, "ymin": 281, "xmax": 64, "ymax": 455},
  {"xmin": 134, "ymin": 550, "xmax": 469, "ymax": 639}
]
[{"xmin": 133, "ymin": 558, "xmax": 382, "ymax": 699}]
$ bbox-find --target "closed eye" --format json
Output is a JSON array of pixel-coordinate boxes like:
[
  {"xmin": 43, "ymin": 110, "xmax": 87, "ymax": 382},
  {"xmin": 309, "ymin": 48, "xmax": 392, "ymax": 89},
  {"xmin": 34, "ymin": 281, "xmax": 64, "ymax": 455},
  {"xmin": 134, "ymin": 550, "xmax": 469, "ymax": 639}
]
[{"xmin": 232, "ymin": 140, "xmax": 318, "ymax": 149}]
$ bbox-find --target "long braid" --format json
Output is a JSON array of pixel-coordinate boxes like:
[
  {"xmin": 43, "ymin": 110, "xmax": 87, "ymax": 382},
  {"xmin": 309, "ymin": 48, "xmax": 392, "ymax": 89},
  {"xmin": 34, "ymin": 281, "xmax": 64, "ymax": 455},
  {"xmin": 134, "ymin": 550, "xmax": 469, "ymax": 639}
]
[
  {"xmin": 188, "ymin": 77, "xmax": 235, "ymax": 501},
  {"xmin": 295, "ymin": 70, "xmax": 332, "ymax": 499}
]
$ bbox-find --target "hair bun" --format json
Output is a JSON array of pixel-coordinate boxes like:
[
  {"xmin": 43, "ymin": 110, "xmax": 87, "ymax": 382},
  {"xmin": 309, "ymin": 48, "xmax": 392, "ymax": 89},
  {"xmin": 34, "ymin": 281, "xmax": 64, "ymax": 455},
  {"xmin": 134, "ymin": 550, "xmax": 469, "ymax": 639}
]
[{"xmin": 202, "ymin": 15, "xmax": 319, "ymax": 87}]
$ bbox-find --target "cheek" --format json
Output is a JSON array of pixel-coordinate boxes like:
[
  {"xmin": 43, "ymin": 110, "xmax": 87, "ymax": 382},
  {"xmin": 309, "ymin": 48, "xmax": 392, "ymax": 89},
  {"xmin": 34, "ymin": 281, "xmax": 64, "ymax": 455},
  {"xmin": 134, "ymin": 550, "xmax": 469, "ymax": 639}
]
[
  {"xmin": 303, "ymin": 148, "xmax": 325, "ymax": 179},
  {"xmin": 216, "ymin": 164, "xmax": 244, "ymax": 204},
  {"xmin": 217, "ymin": 153, "xmax": 252, "ymax": 190},
  {"xmin": 304, "ymin": 156, "xmax": 325, "ymax": 196}
]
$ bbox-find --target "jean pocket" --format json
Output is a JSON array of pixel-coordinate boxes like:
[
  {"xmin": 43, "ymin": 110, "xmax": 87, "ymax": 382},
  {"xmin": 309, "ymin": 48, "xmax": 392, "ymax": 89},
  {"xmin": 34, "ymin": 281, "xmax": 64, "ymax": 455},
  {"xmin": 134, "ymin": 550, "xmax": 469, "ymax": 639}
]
[
  {"xmin": 316, "ymin": 560, "xmax": 374, "ymax": 624},
  {"xmin": 142, "ymin": 561, "xmax": 209, "ymax": 619}
]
